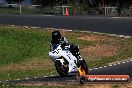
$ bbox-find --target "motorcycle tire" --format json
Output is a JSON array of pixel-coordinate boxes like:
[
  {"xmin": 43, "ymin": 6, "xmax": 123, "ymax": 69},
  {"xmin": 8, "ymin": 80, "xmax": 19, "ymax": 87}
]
[
  {"xmin": 77, "ymin": 59, "xmax": 88, "ymax": 74},
  {"xmin": 77, "ymin": 76, "xmax": 87, "ymax": 84},
  {"xmin": 55, "ymin": 60, "xmax": 69, "ymax": 77}
]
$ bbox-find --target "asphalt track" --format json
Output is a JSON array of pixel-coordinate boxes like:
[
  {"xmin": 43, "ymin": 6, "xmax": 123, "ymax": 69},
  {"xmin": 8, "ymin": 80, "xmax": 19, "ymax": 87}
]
[
  {"xmin": 0, "ymin": 14, "xmax": 132, "ymax": 36},
  {"xmin": 89, "ymin": 59, "xmax": 132, "ymax": 76},
  {"xmin": 1, "ymin": 59, "xmax": 131, "ymax": 84},
  {"xmin": 0, "ymin": 14, "xmax": 132, "ymax": 84}
]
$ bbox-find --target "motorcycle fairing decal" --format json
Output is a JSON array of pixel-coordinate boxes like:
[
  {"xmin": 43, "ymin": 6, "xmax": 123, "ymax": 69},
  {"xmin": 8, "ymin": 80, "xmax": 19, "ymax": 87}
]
[
  {"xmin": 67, "ymin": 54, "xmax": 71, "ymax": 60},
  {"xmin": 52, "ymin": 49, "xmax": 61, "ymax": 54}
]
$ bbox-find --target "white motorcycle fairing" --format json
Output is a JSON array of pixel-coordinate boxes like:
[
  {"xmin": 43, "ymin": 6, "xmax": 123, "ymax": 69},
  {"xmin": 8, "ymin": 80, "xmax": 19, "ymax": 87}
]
[{"xmin": 49, "ymin": 44, "xmax": 78, "ymax": 73}]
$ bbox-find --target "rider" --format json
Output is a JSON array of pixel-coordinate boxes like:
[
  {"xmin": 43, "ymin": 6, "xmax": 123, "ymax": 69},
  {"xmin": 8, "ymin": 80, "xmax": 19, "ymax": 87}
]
[{"xmin": 50, "ymin": 30, "xmax": 81, "ymax": 61}]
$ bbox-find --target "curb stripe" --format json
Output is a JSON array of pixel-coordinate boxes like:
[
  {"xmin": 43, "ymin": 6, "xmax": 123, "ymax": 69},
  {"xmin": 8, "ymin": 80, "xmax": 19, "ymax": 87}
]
[
  {"xmin": 117, "ymin": 63, "xmax": 120, "ymax": 65},
  {"xmin": 43, "ymin": 76, "xmax": 47, "ymax": 77},
  {"xmin": 34, "ymin": 77, "xmax": 38, "ymax": 78},
  {"xmin": 122, "ymin": 62, "xmax": 126, "ymax": 64},
  {"xmin": 99, "ymin": 67, "xmax": 103, "ymax": 69},
  {"xmin": 25, "ymin": 78, "xmax": 29, "ymax": 80},
  {"xmin": 16, "ymin": 79, "xmax": 20, "ymax": 81},
  {"xmin": 109, "ymin": 65, "xmax": 112, "ymax": 66},
  {"xmin": 114, "ymin": 63, "xmax": 117, "ymax": 65},
  {"xmin": 104, "ymin": 66, "xmax": 107, "ymax": 68},
  {"xmin": 67, "ymin": 30, "xmax": 131, "ymax": 39},
  {"xmin": 89, "ymin": 69, "xmax": 93, "ymax": 70}
]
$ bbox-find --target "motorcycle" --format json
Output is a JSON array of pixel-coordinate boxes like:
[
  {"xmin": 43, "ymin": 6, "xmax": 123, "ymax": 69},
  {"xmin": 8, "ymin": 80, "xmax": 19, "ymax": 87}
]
[{"xmin": 49, "ymin": 44, "xmax": 88, "ymax": 77}]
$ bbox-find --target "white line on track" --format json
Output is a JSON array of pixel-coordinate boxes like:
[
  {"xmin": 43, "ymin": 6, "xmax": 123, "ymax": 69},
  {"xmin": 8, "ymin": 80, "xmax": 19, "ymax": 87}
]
[
  {"xmin": 42, "ymin": 15, "xmax": 55, "ymax": 16},
  {"xmin": 99, "ymin": 67, "xmax": 103, "ymax": 69},
  {"xmin": 109, "ymin": 64, "xmax": 112, "ymax": 67},
  {"xmin": 94, "ymin": 68, "xmax": 98, "ymax": 70},
  {"xmin": 16, "ymin": 79, "xmax": 20, "ymax": 81},
  {"xmin": 113, "ymin": 64, "xmax": 117, "ymax": 65},
  {"xmin": 43, "ymin": 76, "xmax": 47, "ymax": 77},
  {"xmin": 122, "ymin": 62, "xmax": 126, "ymax": 64},
  {"xmin": 34, "ymin": 77, "xmax": 38, "ymax": 78},
  {"xmin": 104, "ymin": 66, "xmax": 107, "ymax": 68},
  {"xmin": 67, "ymin": 29, "xmax": 131, "ymax": 39},
  {"xmin": 31, "ymin": 27, "xmax": 41, "ymax": 29},
  {"xmin": 25, "ymin": 78, "xmax": 29, "ymax": 80},
  {"xmin": 117, "ymin": 63, "xmax": 121, "ymax": 65},
  {"xmin": 111, "ymin": 17, "xmax": 121, "ymax": 19},
  {"xmin": 89, "ymin": 69, "xmax": 93, "ymax": 70}
]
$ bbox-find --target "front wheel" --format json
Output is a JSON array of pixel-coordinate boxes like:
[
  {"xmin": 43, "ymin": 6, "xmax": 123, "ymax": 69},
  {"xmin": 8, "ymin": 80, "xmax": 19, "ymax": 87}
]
[
  {"xmin": 55, "ymin": 60, "xmax": 69, "ymax": 77},
  {"xmin": 77, "ymin": 76, "xmax": 87, "ymax": 84},
  {"xmin": 77, "ymin": 59, "xmax": 88, "ymax": 75}
]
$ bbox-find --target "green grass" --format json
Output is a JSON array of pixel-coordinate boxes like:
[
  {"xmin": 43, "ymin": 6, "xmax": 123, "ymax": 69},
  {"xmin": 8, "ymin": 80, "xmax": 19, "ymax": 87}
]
[
  {"xmin": 0, "ymin": 25, "xmax": 132, "ymax": 83},
  {"xmin": 0, "ymin": 7, "xmax": 59, "ymax": 15},
  {"xmin": 0, "ymin": 27, "xmax": 50, "ymax": 65},
  {"xmin": 0, "ymin": 68, "xmax": 55, "ymax": 80},
  {"xmin": 0, "ymin": 7, "xmax": 18, "ymax": 14},
  {"xmin": 0, "ymin": 7, "xmax": 42, "ymax": 14}
]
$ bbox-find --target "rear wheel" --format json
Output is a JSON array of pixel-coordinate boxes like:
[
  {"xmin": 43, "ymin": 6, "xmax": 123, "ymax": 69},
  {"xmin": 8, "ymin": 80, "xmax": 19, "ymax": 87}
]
[{"xmin": 55, "ymin": 60, "xmax": 69, "ymax": 77}]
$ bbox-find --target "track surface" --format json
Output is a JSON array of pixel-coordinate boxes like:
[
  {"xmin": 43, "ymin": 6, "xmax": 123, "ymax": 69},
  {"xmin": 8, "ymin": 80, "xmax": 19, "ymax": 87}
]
[
  {"xmin": 89, "ymin": 59, "xmax": 132, "ymax": 76},
  {"xmin": 0, "ymin": 14, "xmax": 132, "ymax": 36},
  {"xmin": 1, "ymin": 59, "xmax": 131, "ymax": 84},
  {"xmin": 0, "ymin": 14, "xmax": 132, "ymax": 83}
]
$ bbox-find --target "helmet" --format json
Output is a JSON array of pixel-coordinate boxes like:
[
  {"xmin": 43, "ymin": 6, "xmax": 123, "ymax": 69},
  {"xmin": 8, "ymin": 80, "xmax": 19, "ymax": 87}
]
[{"xmin": 52, "ymin": 31, "xmax": 61, "ymax": 43}]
